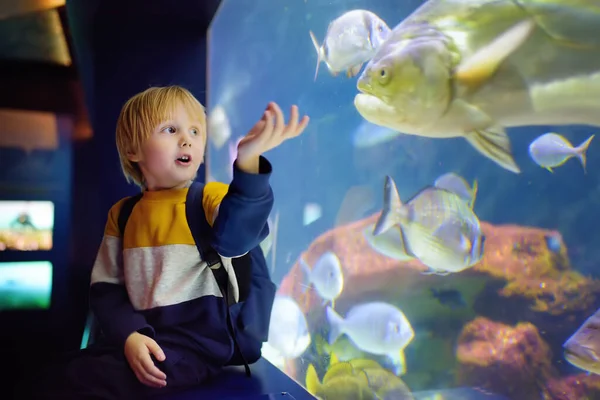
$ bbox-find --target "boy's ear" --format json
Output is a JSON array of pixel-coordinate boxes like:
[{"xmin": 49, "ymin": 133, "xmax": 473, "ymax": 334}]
[{"xmin": 127, "ymin": 150, "xmax": 141, "ymax": 162}]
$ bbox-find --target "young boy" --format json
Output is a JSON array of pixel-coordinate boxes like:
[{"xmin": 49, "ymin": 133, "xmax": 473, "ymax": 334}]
[{"xmin": 26, "ymin": 86, "xmax": 309, "ymax": 399}]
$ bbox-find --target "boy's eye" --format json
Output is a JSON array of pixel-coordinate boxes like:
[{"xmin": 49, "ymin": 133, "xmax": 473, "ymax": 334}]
[
  {"xmin": 191, "ymin": 128, "xmax": 199, "ymax": 135},
  {"xmin": 162, "ymin": 126, "xmax": 176, "ymax": 134}
]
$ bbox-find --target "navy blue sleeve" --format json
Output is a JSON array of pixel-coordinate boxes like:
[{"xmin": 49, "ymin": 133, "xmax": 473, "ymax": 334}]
[
  {"xmin": 90, "ymin": 283, "xmax": 155, "ymax": 346},
  {"xmin": 210, "ymin": 156, "xmax": 274, "ymax": 257}
]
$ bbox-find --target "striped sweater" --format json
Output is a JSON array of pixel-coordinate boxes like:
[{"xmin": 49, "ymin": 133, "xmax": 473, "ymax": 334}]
[{"xmin": 89, "ymin": 157, "xmax": 274, "ymax": 365}]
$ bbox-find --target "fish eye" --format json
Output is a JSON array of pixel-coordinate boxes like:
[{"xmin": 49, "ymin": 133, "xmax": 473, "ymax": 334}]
[
  {"xmin": 377, "ymin": 67, "xmax": 390, "ymax": 86},
  {"xmin": 377, "ymin": 25, "xmax": 383, "ymax": 32}
]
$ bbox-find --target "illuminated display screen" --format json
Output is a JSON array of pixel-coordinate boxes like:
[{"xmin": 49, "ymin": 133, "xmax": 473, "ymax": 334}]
[
  {"xmin": 0, "ymin": 261, "xmax": 52, "ymax": 310},
  {"xmin": 0, "ymin": 201, "xmax": 54, "ymax": 251}
]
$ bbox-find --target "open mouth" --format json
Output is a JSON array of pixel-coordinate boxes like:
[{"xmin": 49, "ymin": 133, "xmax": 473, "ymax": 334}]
[
  {"xmin": 356, "ymin": 79, "xmax": 372, "ymax": 95},
  {"xmin": 176, "ymin": 154, "xmax": 192, "ymax": 165}
]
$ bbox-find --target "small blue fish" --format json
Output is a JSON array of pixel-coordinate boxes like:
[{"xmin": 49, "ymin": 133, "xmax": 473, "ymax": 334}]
[
  {"xmin": 528, "ymin": 133, "xmax": 594, "ymax": 172},
  {"xmin": 544, "ymin": 233, "xmax": 562, "ymax": 254}
]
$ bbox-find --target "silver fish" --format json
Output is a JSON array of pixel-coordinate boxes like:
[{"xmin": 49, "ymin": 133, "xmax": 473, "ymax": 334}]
[
  {"xmin": 564, "ymin": 307, "xmax": 600, "ymax": 375},
  {"xmin": 363, "ymin": 224, "xmax": 414, "ymax": 262},
  {"xmin": 309, "ymin": 9, "xmax": 391, "ymax": 81},
  {"xmin": 528, "ymin": 133, "xmax": 594, "ymax": 172},
  {"xmin": 326, "ymin": 301, "xmax": 414, "ymax": 375},
  {"xmin": 300, "ymin": 251, "xmax": 344, "ymax": 308},
  {"xmin": 265, "ymin": 295, "xmax": 311, "ymax": 360},
  {"xmin": 374, "ymin": 175, "xmax": 485, "ymax": 274}
]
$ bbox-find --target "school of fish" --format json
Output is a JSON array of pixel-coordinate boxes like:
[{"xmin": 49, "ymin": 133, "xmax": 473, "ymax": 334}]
[{"xmin": 215, "ymin": 1, "xmax": 600, "ymax": 399}]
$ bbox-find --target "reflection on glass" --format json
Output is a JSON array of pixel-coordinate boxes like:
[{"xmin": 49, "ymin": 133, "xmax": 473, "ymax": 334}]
[{"xmin": 208, "ymin": 0, "xmax": 600, "ymax": 398}]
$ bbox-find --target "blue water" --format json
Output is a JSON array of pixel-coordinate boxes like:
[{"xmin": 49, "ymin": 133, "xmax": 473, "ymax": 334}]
[{"xmin": 207, "ymin": 1, "xmax": 600, "ymax": 399}]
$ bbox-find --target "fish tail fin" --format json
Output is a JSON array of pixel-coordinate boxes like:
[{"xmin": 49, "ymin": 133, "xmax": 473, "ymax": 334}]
[
  {"xmin": 326, "ymin": 306, "xmax": 344, "ymax": 345},
  {"xmin": 373, "ymin": 175, "xmax": 405, "ymax": 236},
  {"xmin": 329, "ymin": 352, "xmax": 340, "ymax": 367},
  {"xmin": 469, "ymin": 179, "xmax": 478, "ymax": 210},
  {"xmin": 388, "ymin": 349, "xmax": 407, "ymax": 376},
  {"xmin": 309, "ymin": 31, "xmax": 323, "ymax": 82},
  {"xmin": 465, "ymin": 127, "xmax": 521, "ymax": 173},
  {"xmin": 575, "ymin": 134, "xmax": 595, "ymax": 173},
  {"xmin": 305, "ymin": 364, "xmax": 321, "ymax": 395}
]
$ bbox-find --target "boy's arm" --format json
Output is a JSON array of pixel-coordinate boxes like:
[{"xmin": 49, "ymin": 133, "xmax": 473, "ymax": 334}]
[
  {"xmin": 203, "ymin": 156, "xmax": 274, "ymax": 258},
  {"xmin": 89, "ymin": 200, "xmax": 154, "ymax": 347}
]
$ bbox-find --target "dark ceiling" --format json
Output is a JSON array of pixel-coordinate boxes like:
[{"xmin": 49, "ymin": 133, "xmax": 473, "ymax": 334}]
[{"xmin": 0, "ymin": 0, "xmax": 222, "ymax": 139}]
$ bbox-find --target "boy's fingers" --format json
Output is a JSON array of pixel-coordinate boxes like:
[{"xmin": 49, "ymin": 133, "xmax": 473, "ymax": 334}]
[
  {"xmin": 133, "ymin": 361, "xmax": 166, "ymax": 388},
  {"xmin": 284, "ymin": 106, "xmax": 299, "ymax": 136},
  {"xmin": 262, "ymin": 111, "xmax": 274, "ymax": 139},
  {"xmin": 141, "ymin": 355, "xmax": 167, "ymax": 380},
  {"xmin": 145, "ymin": 340, "xmax": 166, "ymax": 362},
  {"xmin": 141, "ymin": 373, "xmax": 166, "ymax": 388},
  {"xmin": 271, "ymin": 103, "xmax": 285, "ymax": 133},
  {"xmin": 294, "ymin": 116, "xmax": 310, "ymax": 137}
]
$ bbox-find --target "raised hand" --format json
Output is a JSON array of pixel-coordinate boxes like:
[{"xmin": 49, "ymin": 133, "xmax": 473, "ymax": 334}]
[{"xmin": 236, "ymin": 102, "xmax": 309, "ymax": 173}]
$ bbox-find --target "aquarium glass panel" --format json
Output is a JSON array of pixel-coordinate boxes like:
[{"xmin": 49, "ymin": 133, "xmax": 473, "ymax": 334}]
[{"xmin": 208, "ymin": 1, "xmax": 600, "ymax": 398}]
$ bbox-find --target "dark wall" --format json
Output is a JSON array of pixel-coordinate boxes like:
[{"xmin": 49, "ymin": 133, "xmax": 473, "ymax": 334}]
[{"xmin": 2, "ymin": 0, "xmax": 220, "ymax": 390}]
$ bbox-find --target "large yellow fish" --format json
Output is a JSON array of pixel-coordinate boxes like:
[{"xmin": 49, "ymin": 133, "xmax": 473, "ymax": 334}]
[
  {"xmin": 305, "ymin": 354, "xmax": 414, "ymax": 400},
  {"xmin": 354, "ymin": 0, "xmax": 600, "ymax": 174}
]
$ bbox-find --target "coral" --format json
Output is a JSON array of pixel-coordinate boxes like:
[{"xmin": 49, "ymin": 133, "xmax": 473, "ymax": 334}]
[
  {"xmin": 456, "ymin": 317, "xmax": 556, "ymax": 399},
  {"xmin": 276, "ymin": 213, "xmax": 600, "ymax": 389},
  {"xmin": 542, "ymin": 373, "xmax": 600, "ymax": 400},
  {"xmin": 475, "ymin": 223, "xmax": 600, "ymax": 316},
  {"xmin": 501, "ymin": 271, "xmax": 598, "ymax": 315},
  {"xmin": 278, "ymin": 213, "xmax": 600, "ymax": 322}
]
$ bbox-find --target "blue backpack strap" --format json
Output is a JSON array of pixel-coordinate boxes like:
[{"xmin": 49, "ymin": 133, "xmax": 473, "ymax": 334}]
[
  {"xmin": 117, "ymin": 193, "xmax": 144, "ymax": 236},
  {"xmin": 185, "ymin": 182, "xmax": 233, "ymax": 304},
  {"xmin": 185, "ymin": 182, "xmax": 253, "ymax": 304},
  {"xmin": 185, "ymin": 181, "xmax": 252, "ymax": 377},
  {"xmin": 184, "ymin": 182, "xmax": 220, "ymax": 266}
]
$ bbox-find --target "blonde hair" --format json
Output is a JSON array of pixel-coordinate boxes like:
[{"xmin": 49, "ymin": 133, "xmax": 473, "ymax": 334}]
[{"xmin": 115, "ymin": 85, "xmax": 206, "ymax": 186}]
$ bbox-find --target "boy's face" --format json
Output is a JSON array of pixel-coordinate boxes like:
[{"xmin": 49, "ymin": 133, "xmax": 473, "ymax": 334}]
[{"xmin": 128, "ymin": 102, "xmax": 206, "ymax": 190}]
